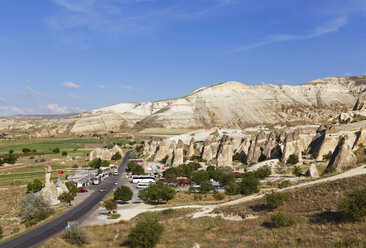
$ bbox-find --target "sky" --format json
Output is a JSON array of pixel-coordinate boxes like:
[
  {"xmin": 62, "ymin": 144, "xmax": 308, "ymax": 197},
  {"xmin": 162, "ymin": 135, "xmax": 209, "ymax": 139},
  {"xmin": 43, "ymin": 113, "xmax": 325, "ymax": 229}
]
[{"xmin": 0, "ymin": 0, "xmax": 366, "ymax": 115}]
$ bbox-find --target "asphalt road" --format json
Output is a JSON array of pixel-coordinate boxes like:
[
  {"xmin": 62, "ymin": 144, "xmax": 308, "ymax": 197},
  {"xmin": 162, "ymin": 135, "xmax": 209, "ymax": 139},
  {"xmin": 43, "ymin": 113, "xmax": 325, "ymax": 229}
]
[{"xmin": 0, "ymin": 152, "xmax": 131, "ymax": 248}]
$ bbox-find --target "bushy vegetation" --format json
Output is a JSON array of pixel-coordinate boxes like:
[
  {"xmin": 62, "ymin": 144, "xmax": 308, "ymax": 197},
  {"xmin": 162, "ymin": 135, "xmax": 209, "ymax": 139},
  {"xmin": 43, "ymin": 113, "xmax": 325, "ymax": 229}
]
[
  {"xmin": 265, "ymin": 191, "xmax": 289, "ymax": 209},
  {"xmin": 338, "ymin": 188, "xmax": 366, "ymax": 220},
  {"xmin": 27, "ymin": 179, "xmax": 43, "ymax": 193},
  {"xmin": 239, "ymin": 174, "xmax": 260, "ymax": 195},
  {"xmin": 128, "ymin": 161, "xmax": 145, "ymax": 175},
  {"xmin": 163, "ymin": 162, "xmax": 201, "ymax": 181},
  {"xmin": 58, "ymin": 192, "xmax": 75, "ymax": 205},
  {"xmin": 268, "ymin": 212, "xmax": 295, "ymax": 228},
  {"xmin": 89, "ymin": 158, "xmax": 110, "ymax": 169},
  {"xmin": 103, "ymin": 198, "xmax": 117, "ymax": 213},
  {"xmin": 287, "ymin": 154, "xmax": 299, "ymax": 165},
  {"xmin": 139, "ymin": 182, "xmax": 176, "ymax": 203},
  {"xmin": 127, "ymin": 215, "xmax": 164, "ymax": 248},
  {"xmin": 292, "ymin": 166, "xmax": 303, "ymax": 177},
  {"xmin": 277, "ymin": 180, "xmax": 291, "ymax": 189},
  {"xmin": 19, "ymin": 193, "xmax": 53, "ymax": 226},
  {"xmin": 114, "ymin": 186, "xmax": 133, "ymax": 202},
  {"xmin": 159, "ymin": 155, "xmax": 169, "ymax": 164},
  {"xmin": 0, "ymin": 225, "xmax": 3, "ymax": 239},
  {"xmin": 65, "ymin": 181, "xmax": 78, "ymax": 195},
  {"xmin": 63, "ymin": 224, "xmax": 89, "ymax": 246},
  {"xmin": 111, "ymin": 152, "xmax": 122, "ymax": 160},
  {"xmin": 129, "ymin": 150, "xmax": 138, "ymax": 159}
]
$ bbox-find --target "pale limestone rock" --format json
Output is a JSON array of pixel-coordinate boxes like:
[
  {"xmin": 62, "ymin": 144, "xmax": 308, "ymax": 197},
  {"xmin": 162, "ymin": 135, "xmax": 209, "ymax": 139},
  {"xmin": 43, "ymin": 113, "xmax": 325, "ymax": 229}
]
[
  {"xmin": 305, "ymin": 164, "xmax": 319, "ymax": 177},
  {"xmin": 281, "ymin": 130, "xmax": 302, "ymax": 163},
  {"xmin": 186, "ymin": 137, "xmax": 195, "ymax": 158},
  {"xmin": 338, "ymin": 112, "xmax": 353, "ymax": 123},
  {"xmin": 247, "ymin": 131, "xmax": 267, "ymax": 164},
  {"xmin": 142, "ymin": 140, "xmax": 151, "ymax": 155},
  {"xmin": 317, "ymin": 126, "xmax": 339, "ymax": 160},
  {"xmin": 353, "ymin": 127, "xmax": 366, "ymax": 150},
  {"xmin": 327, "ymin": 135, "xmax": 358, "ymax": 173},
  {"xmin": 201, "ymin": 139, "xmax": 213, "ymax": 161},
  {"xmin": 166, "ymin": 140, "xmax": 176, "ymax": 166},
  {"xmin": 40, "ymin": 165, "xmax": 69, "ymax": 206},
  {"xmin": 172, "ymin": 139, "xmax": 184, "ymax": 166},
  {"xmin": 210, "ymin": 136, "xmax": 219, "ymax": 158},
  {"xmin": 89, "ymin": 148, "xmax": 113, "ymax": 161},
  {"xmin": 217, "ymin": 139, "xmax": 234, "ymax": 167},
  {"xmin": 154, "ymin": 141, "xmax": 169, "ymax": 162},
  {"xmin": 353, "ymin": 97, "xmax": 366, "ymax": 110},
  {"xmin": 192, "ymin": 243, "xmax": 200, "ymax": 248},
  {"xmin": 111, "ymin": 145, "xmax": 123, "ymax": 157}
]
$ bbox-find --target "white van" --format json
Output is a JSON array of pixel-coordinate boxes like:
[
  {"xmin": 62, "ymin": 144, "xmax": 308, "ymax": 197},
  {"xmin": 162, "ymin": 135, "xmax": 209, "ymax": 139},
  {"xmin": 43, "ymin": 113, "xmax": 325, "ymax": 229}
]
[{"xmin": 113, "ymin": 171, "xmax": 118, "ymax": 176}]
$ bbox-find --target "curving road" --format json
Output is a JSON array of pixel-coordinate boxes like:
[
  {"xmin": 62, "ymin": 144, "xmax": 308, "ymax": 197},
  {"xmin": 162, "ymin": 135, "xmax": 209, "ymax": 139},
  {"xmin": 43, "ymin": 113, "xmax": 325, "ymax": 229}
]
[{"xmin": 0, "ymin": 152, "xmax": 131, "ymax": 248}]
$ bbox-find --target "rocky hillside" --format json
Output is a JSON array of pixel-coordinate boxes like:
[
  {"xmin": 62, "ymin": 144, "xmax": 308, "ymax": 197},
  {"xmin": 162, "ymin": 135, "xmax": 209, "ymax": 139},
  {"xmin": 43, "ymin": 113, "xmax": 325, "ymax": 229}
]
[{"xmin": 1, "ymin": 76, "xmax": 366, "ymax": 136}]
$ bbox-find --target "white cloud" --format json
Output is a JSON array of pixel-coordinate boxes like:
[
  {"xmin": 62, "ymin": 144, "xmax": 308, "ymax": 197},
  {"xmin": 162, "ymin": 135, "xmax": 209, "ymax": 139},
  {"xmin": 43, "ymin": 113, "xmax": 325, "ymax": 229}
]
[
  {"xmin": 227, "ymin": 17, "xmax": 347, "ymax": 53},
  {"xmin": 122, "ymin": 85, "xmax": 132, "ymax": 90},
  {"xmin": 0, "ymin": 97, "xmax": 6, "ymax": 103},
  {"xmin": 46, "ymin": 104, "xmax": 83, "ymax": 114},
  {"xmin": 62, "ymin": 81, "xmax": 81, "ymax": 88},
  {"xmin": 68, "ymin": 94, "xmax": 80, "ymax": 100},
  {"xmin": 26, "ymin": 86, "xmax": 54, "ymax": 99},
  {"xmin": 0, "ymin": 106, "xmax": 24, "ymax": 116}
]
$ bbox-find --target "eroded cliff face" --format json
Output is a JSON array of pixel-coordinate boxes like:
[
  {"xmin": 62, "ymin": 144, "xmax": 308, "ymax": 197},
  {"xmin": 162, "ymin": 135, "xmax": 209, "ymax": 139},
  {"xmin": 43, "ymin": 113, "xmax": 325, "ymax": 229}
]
[{"xmin": 1, "ymin": 76, "xmax": 366, "ymax": 136}]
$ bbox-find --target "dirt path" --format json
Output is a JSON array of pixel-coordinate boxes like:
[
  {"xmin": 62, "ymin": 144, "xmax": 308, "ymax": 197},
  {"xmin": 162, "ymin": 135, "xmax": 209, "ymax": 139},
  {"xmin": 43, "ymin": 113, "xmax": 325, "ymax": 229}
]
[{"xmin": 83, "ymin": 165, "xmax": 366, "ymax": 225}]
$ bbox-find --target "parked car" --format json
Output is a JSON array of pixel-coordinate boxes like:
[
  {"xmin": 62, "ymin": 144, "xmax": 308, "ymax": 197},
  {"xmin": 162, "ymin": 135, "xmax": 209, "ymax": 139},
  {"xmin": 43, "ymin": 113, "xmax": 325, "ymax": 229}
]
[
  {"xmin": 78, "ymin": 187, "xmax": 88, "ymax": 193},
  {"xmin": 214, "ymin": 185, "xmax": 225, "ymax": 190},
  {"xmin": 137, "ymin": 183, "xmax": 150, "ymax": 189},
  {"xmin": 114, "ymin": 181, "xmax": 118, "ymax": 185},
  {"xmin": 99, "ymin": 187, "xmax": 107, "ymax": 192}
]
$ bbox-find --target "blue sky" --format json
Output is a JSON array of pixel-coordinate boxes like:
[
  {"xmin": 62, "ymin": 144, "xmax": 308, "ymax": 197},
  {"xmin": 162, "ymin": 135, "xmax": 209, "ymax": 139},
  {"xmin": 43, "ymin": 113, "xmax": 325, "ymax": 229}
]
[{"xmin": 0, "ymin": 0, "xmax": 366, "ymax": 115}]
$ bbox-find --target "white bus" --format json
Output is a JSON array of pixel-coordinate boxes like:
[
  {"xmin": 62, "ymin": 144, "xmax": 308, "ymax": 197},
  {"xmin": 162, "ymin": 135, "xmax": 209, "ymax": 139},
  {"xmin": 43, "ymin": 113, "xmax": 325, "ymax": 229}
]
[{"xmin": 130, "ymin": 175, "xmax": 155, "ymax": 184}]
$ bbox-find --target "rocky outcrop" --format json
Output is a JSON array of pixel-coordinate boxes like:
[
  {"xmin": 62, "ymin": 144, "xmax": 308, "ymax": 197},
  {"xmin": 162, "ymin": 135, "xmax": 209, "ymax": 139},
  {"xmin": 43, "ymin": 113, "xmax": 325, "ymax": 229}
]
[
  {"xmin": 247, "ymin": 131, "xmax": 267, "ymax": 164},
  {"xmin": 338, "ymin": 112, "xmax": 353, "ymax": 123},
  {"xmin": 211, "ymin": 136, "xmax": 219, "ymax": 158},
  {"xmin": 187, "ymin": 137, "xmax": 195, "ymax": 158},
  {"xmin": 40, "ymin": 165, "xmax": 69, "ymax": 205},
  {"xmin": 153, "ymin": 141, "xmax": 169, "ymax": 162},
  {"xmin": 281, "ymin": 130, "xmax": 302, "ymax": 163},
  {"xmin": 89, "ymin": 145, "xmax": 123, "ymax": 161},
  {"xmin": 217, "ymin": 138, "xmax": 234, "ymax": 167},
  {"xmin": 353, "ymin": 97, "xmax": 366, "ymax": 110},
  {"xmin": 327, "ymin": 135, "xmax": 358, "ymax": 173},
  {"xmin": 172, "ymin": 139, "xmax": 184, "ymax": 166},
  {"xmin": 305, "ymin": 164, "xmax": 319, "ymax": 177},
  {"xmin": 166, "ymin": 140, "xmax": 176, "ymax": 166},
  {"xmin": 201, "ymin": 139, "xmax": 213, "ymax": 161},
  {"xmin": 316, "ymin": 126, "xmax": 339, "ymax": 160}
]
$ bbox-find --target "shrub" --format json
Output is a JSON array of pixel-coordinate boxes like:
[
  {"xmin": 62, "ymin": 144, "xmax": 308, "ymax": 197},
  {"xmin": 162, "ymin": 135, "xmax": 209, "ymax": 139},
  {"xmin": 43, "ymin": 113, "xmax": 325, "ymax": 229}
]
[
  {"xmin": 2, "ymin": 153, "xmax": 17, "ymax": 164},
  {"xmin": 194, "ymin": 194, "xmax": 203, "ymax": 201},
  {"xmin": 22, "ymin": 148, "xmax": 31, "ymax": 154},
  {"xmin": 213, "ymin": 192, "xmax": 225, "ymax": 201},
  {"xmin": 0, "ymin": 225, "xmax": 3, "ymax": 239},
  {"xmin": 65, "ymin": 182, "xmax": 78, "ymax": 195},
  {"xmin": 277, "ymin": 180, "xmax": 291, "ymax": 189},
  {"xmin": 62, "ymin": 151, "xmax": 68, "ymax": 156},
  {"xmin": 239, "ymin": 174, "xmax": 260, "ymax": 195},
  {"xmin": 19, "ymin": 194, "xmax": 51, "ymax": 222},
  {"xmin": 160, "ymin": 155, "xmax": 169, "ymax": 164},
  {"xmin": 52, "ymin": 148, "xmax": 60, "ymax": 154},
  {"xmin": 127, "ymin": 216, "xmax": 164, "ymax": 248},
  {"xmin": 63, "ymin": 224, "xmax": 89, "ymax": 246},
  {"xmin": 114, "ymin": 186, "xmax": 133, "ymax": 202},
  {"xmin": 130, "ymin": 150, "xmax": 138, "ymax": 159},
  {"xmin": 338, "ymin": 188, "xmax": 366, "ymax": 220},
  {"xmin": 253, "ymin": 166, "xmax": 271, "ymax": 179},
  {"xmin": 312, "ymin": 152, "xmax": 318, "ymax": 159},
  {"xmin": 323, "ymin": 152, "xmax": 332, "ymax": 160},
  {"xmin": 72, "ymin": 164, "xmax": 78, "ymax": 168},
  {"xmin": 161, "ymin": 209, "xmax": 176, "ymax": 215},
  {"xmin": 128, "ymin": 161, "xmax": 145, "ymax": 175},
  {"xmin": 225, "ymin": 182, "xmax": 240, "ymax": 195},
  {"xmin": 27, "ymin": 179, "xmax": 43, "ymax": 193},
  {"xmin": 199, "ymin": 181, "xmax": 214, "ymax": 194},
  {"xmin": 333, "ymin": 237, "xmax": 363, "ymax": 248},
  {"xmin": 287, "ymin": 154, "xmax": 299, "ymax": 165},
  {"xmin": 265, "ymin": 191, "xmax": 288, "ymax": 209},
  {"xmin": 292, "ymin": 166, "xmax": 302, "ymax": 177},
  {"xmin": 111, "ymin": 152, "xmax": 122, "ymax": 160},
  {"xmin": 268, "ymin": 212, "xmax": 295, "ymax": 228}
]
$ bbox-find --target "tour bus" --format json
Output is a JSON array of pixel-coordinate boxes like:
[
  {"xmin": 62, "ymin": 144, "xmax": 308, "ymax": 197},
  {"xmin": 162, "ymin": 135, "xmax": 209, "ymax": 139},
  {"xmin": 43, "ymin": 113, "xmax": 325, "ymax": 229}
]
[{"xmin": 130, "ymin": 175, "xmax": 155, "ymax": 184}]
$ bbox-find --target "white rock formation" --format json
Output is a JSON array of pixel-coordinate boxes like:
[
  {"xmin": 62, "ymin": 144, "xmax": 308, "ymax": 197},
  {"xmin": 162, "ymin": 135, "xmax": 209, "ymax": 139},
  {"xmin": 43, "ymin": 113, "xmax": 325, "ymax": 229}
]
[
  {"xmin": 327, "ymin": 135, "xmax": 358, "ymax": 173},
  {"xmin": 172, "ymin": 139, "xmax": 184, "ymax": 166},
  {"xmin": 40, "ymin": 165, "xmax": 69, "ymax": 205},
  {"xmin": 305, "ymin": 164, "xmax": 319, "ymax": 178}
]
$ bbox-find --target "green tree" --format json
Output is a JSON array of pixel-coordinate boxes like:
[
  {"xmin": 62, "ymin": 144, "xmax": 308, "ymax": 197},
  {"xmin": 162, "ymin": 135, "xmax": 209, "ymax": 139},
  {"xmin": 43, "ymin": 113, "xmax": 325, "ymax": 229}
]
[
  {"xmin": 58, "ymin": 192, "xmax": 75, "ymax": 206},
  {"xmin": 287, "ymin": 154, "xmax": 299, "ymax": 164},
  {"xmin": 111, "ymin": 152, "xmax": 122, "ymax": 160},
  {"xmin": 239, "ymin": 174, "xmax": 260, "ymax": 195},
  {"xmin": 128, "ymin": 161, "xmax": 145, "ymax": 175},
  {"xmin": 127, "ymin": 216, "xmax": 164, "ymax": 248},
  {"xmin": 65, "ymin": 182, "xmax": 78, "ymax": 196},
  {"xmin": 162, "ymin": 167, "xmax": 179, "ymax": 181},
  {"xmin": 22, "ymin": 148, "xmax": 31, "ymax": 154},
  {"xmin": 0, "ymin": 225, "xmax": 3, "ymax": 239},
  {"xmin": 199, "ymin": 181, "xmax": 214, "ymax": 193},
  {"xmin": 27, "ymin": 179, "xmax": 43, "ymax": 193},
  {"xmin": 19, "ymin": 193, "xmax": 51, "ymax": 223},
  {"xmin": 52, "ymin": 148, "xmax": 60, "ymax": 154},
  {"xmin": 265, "ymin": 191, "xmax": 289, "ymax": 209},
  {"xmin": 191, "ymin": 171, "xmax": 209, "ymax": 184},
  {"xmin": 138, "ymin": 182, "xmax": 176, "ymax": 203},
  {"xmin": 338, "ymin": 188, "xmax": 366, "ymax": 220},
  {"xmin": 114, "ymin": 186, "xmax": 133, "ymax": 202},
  {"xmin": 62, "ymin": 151, "xmax": 68, "ymax": 156},
  {"xmin": 2, "ymin": 153, "xmax": 17, "ymax": 164},
  {"xmin": 225, "ymin": 182, "xmax": 240, "ymax": 195},
  {"xmin": 103, "ymin": 198, "xmax": 117, "ymax": 213}
]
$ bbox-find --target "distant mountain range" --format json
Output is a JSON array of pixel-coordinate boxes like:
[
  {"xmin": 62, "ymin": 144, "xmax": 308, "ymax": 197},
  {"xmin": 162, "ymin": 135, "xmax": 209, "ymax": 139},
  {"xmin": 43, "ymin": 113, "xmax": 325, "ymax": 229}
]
[
  {"xmin": 0, "ymin": 113, "xmax": 79, "ymax": 120},
  {"xmin": 1, "ymin": 76, "xmax": 365, "ymax": 137}
]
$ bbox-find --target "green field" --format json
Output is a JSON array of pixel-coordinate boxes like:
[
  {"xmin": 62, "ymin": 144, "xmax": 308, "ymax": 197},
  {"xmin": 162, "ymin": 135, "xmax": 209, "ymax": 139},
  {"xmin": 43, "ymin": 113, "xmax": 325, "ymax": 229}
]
[{"xmin": 0, "ymin": 138, "xmax": 131, "ymax": 155}]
